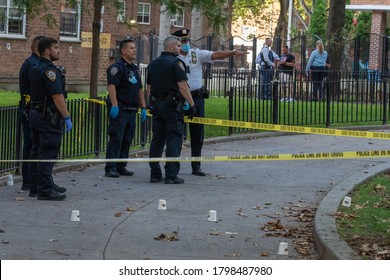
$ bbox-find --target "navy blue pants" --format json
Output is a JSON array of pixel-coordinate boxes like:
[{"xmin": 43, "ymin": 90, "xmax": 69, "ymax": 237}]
[
  {"xmin": 189, "ymin": 97, "xmax": 205, "ymax": 171},
  {"xmin": 260, "ymin": 68, "xmax": 273, "ymax": 100},
  {"xmin": 149, "ymin": 100, "xmax": 184, "ymax": 180},
  {"xmin": 28, "ymin": 109, "xmax": 63, "ymax": 196},
  {"xmin": 19, "ymin": 107, "xmax": 33, "ymax": 189},
  {"xmin": 105, "ymin": 107, "xmax": 137, "ymax": 172}
]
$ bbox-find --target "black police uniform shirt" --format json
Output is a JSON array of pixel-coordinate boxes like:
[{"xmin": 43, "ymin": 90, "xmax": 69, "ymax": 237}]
[
  {"xmin": 106, "ymin": 58, "xmax": 142, "ymax": 107},
  {"xmin": 19, "ymin": 53, "xmax": 40, "ymax": 96},
  {"xmin": 30, "ymin": 57, "xmax": 66, "ymax": 107},
  {"xmin": 147, "ymin": 52, "xmax": 187, "ymax": 98}
]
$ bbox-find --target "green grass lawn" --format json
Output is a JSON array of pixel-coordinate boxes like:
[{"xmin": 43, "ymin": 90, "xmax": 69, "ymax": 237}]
[{"xmin": 336, "ymin": 171, "xmax": 390, "ymax": 259}]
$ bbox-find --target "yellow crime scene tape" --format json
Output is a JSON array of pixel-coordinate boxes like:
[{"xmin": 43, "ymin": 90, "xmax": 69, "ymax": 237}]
[
  {"xmin": 85, "ymin": 98, "xmax": 390, "ymax": 140},
  {"xmin": 2, "ymin": 150, "xmax": 390, "ymax": 163},
  {"xmin": 3, "ymin": 98, "xmax": 384, "ymax": 164}
]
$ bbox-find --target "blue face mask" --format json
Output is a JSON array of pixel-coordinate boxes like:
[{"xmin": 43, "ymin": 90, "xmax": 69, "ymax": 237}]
[{"xmin": 181, "ymin": 43, "xmax": 190, "ymax": 53}]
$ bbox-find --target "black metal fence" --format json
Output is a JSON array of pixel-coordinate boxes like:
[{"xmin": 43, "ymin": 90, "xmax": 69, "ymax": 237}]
[{"xmin": 1, "ymin": 68, "xmax": 390, "ymax": 175}]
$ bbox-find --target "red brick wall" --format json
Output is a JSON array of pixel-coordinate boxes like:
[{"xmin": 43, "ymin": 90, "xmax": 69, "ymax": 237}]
[{"xmin": 0, "ymin": 0, "xmax": 203, "ymax": 92}]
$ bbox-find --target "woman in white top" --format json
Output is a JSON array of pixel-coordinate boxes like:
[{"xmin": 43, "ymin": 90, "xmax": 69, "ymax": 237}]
[{"xmin": 305, "ymin": 40, "xmax": 330, "ymax": 101}]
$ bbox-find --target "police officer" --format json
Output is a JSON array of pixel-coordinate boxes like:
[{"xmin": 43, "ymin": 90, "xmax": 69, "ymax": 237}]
[
  {"xmin": 256, "ymin": 37, "xmax": 275, "ymax": 100},
  {"xmin": 28, "ymin": 37, "xmax": 72, "ymax": 201},
  {"xmin": 147, "ymin": 35, "xmax": 196, "ymax": 184},
  {"xmin": 171, "ymin": 29, "xmax": 247, "ymax": 176},
  {"xmin": 105, "ymin": 38, "xmax": 146, "ymax": 178},
  {"xmin": 18, "ymin": 35, "xmax": 45, "ymax": 191}
]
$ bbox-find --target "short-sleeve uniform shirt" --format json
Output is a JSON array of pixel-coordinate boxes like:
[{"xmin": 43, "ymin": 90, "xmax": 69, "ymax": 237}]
[{"xmin": 178, "ymin": 49, "xmax": 213, "ymax": 91}]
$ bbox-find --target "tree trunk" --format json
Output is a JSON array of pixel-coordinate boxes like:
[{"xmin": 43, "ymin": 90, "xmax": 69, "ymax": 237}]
[
  {"xmin": 273, "ymin": 0, "xmax": 288, "ymax": 42},
  {"xmin": 326, "ymin": 0, "xmax": 346, "ymax": 72},
  {"xmin": 326, "ymin": 0, "xmax": 346, "ymax": 99},
  {"xmin": 89, "ymin": 0, "xmax": 103, "ymax": 98}
]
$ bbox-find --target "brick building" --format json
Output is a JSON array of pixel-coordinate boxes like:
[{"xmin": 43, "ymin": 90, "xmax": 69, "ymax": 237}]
[
  {"xmin": 347, "ymin": 0, "xmax": 390, "ymax": 69},
  {"xmin": 0, "ymin": 0, "xmax": 210, "ymax": 92}
]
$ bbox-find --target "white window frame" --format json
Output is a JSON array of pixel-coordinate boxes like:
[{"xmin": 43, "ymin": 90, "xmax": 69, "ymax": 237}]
[
  {"xmin": 171, "ymin": 9, "xmax": 184, "ymax": 28},
  {"xmin": 60, "ymin": 0, "xmax": 81, "ymax": 42},
  {"xmin": 117, "ymin": 0, "xmax": 126, "ymax": 23},
  {"xmin": 0, "ymin": 0, "xmax": 26, "ymax": 38},
  {"xmin": 137, "ymin": 3, "xmax": 151, "ymax": 25}
]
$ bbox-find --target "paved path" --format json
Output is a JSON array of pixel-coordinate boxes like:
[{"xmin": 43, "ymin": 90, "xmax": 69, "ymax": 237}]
[{"xmin": 1, "ymin": 131, "xmax": 389, "ymax": 260}]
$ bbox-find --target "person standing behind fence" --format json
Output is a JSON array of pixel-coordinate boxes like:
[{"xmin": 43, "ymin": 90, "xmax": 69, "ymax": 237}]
[
  {"xmin": 171, "ymin": 28, "xmax": 247, "ymax": 176},
  {"xmin": 305, "ymin": 40, "xmax": 330, "ymax": 101},
  {"xmin": 105, "ymin": 39, "xmax": 146, "ymax": 178},
  {"xmin": 28, "ymin": 37, "xmax": 72, "ymax": 201},
  {"xmin": 146, "ymin": 35, "xmax": 196, "ymax": 184},
  {"xmin": 278, "ymin": 45, "xmax": 295, "ymax": 99},
  {"xmin": 256, "ymin": 38, "xmax": 275, "ymax": 100},
  {"xmin": 18, "ymin": 35, "xmax": 45, "ymax": 192}
]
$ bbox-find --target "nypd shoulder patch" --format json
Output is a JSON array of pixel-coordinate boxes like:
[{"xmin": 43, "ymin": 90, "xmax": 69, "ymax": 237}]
[
  {"xmin": 110, "ymin": 66, "xmax": 119, "ymax": 76},
  {"xmin": 178, "ymin": 61, "xmax": 185, "ymax": 72},
  {"xmin": 45, "ymin": 70, "xmax": 56, "ymax": 81}
]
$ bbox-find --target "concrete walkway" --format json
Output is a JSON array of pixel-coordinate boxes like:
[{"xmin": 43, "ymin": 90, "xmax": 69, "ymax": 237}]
[{"xmin": 1, "ymin": 129, "xmax": 390, "ymax": 260}]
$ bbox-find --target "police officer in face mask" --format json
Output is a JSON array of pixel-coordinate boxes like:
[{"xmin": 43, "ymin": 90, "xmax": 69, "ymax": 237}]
[{"xmin": 171, "ymin": 29, "xmax": 248, "ymax": 176}]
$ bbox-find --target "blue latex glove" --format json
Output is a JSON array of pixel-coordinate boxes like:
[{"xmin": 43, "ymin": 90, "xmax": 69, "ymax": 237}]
[
  {"xmin": 110, "ymin": 106, "xmax": 119, "ymax": 118},
  {"xmin": 64, "ymin": 116, "xmax": 73, "ymax": 132},
  {"xmin": 183, "ymin": 102, "xmax": 190, "ymax": 111},
  {"xmin": 140, "ymin": 108, "xmax": 146, "ymax": 122}
]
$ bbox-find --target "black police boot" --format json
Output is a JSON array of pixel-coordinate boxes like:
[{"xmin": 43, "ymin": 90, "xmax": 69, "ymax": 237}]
[
  {"xmin": 117, "ymin": 168, "xmax": 134, "ymax": 176},
  {"xmin": 150, "ymin": 176, "xmax": 164, "ymax": 183},
  {"xmin": 192, "ymin": 169, "xmax": 206, "ymax": 176},
  {"xmin": 37, "ymin": 191, "xmax": 66, "ymax": 201},
  {"xmin": 105, "ymin": 168, "xmax": 120, "ymax": 178},
  {"xmin": 54, "ymin": 184, "xmax": 67, "ymax": 193},
  {"xmin": 165, "ymin": 177, "xmax": 185, "ymax": 184}
]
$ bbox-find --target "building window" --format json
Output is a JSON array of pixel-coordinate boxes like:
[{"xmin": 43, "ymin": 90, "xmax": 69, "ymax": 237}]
[
  {"xmin": 0, "ymin": 0, "xmax": 26, "ymax": 37},
  {"xmin": 60, "ymin": 0, "xmax": 81, "ymax": 40},
  {"xmin": 137, "ymin": 3, "xmax": 150, "ymax": 24},
  {"xmin": 117, "ymin": 0, "xmax": 125, "ymax": 22},
  {"xmin": 171, "ymin": 9, "xmax": 184, "ymax": 27}
]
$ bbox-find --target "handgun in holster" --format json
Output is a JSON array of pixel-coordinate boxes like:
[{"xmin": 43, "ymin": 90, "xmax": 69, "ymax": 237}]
[{"xmin": 47, "ymin": 104, "xmax": 61, "ymax": 125}]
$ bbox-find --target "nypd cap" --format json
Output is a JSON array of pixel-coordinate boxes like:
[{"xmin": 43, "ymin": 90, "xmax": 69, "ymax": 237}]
[{"xmin": 171, "ymin": 29, "xmax": 190, "ymax": 38}]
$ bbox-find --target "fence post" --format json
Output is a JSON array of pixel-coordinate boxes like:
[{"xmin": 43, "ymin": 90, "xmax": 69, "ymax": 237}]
[
  {"xmin": 15, "ymin": 109, "xmax": 22, "ymax": 175},
  {"xmin": 228, "ymin": 86, "xmax": 233, "ymax": 136},
  {"xmin": 383, "ymin": 79, "xmax": 388, "ymax": 125},
  {"xmin": 229, "ymin": 39, "xmax": 234, "ymax": 69},
  {"xmin": 252, "ymin": 37, "xmax": 257, "ymax": 71},
  {"xmin": 94, "ymin": 102, "xmax": 102, "ymax": 158},
  {"xmin": 325, "ymin": 79, "xmax": 331, "ymax": 127},
  {"xmin": 272, "ymin": 80, "xmax": 278, "ymax": 124},
  {"xmin": 301, "ymin": 32, "xmax": 306, "ymax": 71}
]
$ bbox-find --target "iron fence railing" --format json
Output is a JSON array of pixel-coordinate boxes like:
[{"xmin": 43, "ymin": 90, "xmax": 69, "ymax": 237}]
[{"xmin": 2, "ymin": 68, "xmax": 390, "ymax": 175}]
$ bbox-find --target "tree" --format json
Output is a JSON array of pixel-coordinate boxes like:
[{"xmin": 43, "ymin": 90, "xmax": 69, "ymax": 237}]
[
  {"xmin": 326, "ymin": 0, "xmax": 346, "ymax": 72},
  {"xmin": 308, "ymin": 0, "xmax": 327, "ymax": 44},
  {"xmin": 15, "ymin": 0, "xmax": 231, "ymax": 98},
  {"xmin": 14, "ymin": 0, "xmax": 105, "ymax": 98}
]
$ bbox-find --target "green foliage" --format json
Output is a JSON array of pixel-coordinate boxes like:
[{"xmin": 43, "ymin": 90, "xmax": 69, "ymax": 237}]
[
  {"xmin": 308, "ymin": 0, "xmax": 327, "ymax": 44},
  {"xmin": 153, "ymin": 0, "xmax": 229, "ymax": 33},
  {"xmin": 355, "ymin": 12, "xmax": 372, "ymax": 37}
]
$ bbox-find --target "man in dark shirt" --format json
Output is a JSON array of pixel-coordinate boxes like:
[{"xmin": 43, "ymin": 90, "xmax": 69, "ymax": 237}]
[
  {"xmin": 18, "ymin": 35, "xmax": 45, "ymax": 191},
  {"xmin": 29, "ymin": 37, "xmax": 72, "ymax": 201},
  {"xmin": 105, "ymin": 39, "xmax": 146, "ymax": 178},
  {"xmin": 146, "ymin": 36, "xmax": 196, "ymax": 184},
  {"xmin": 278, "ymin": 45, "xmax": 296, "ymax": 99}
]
